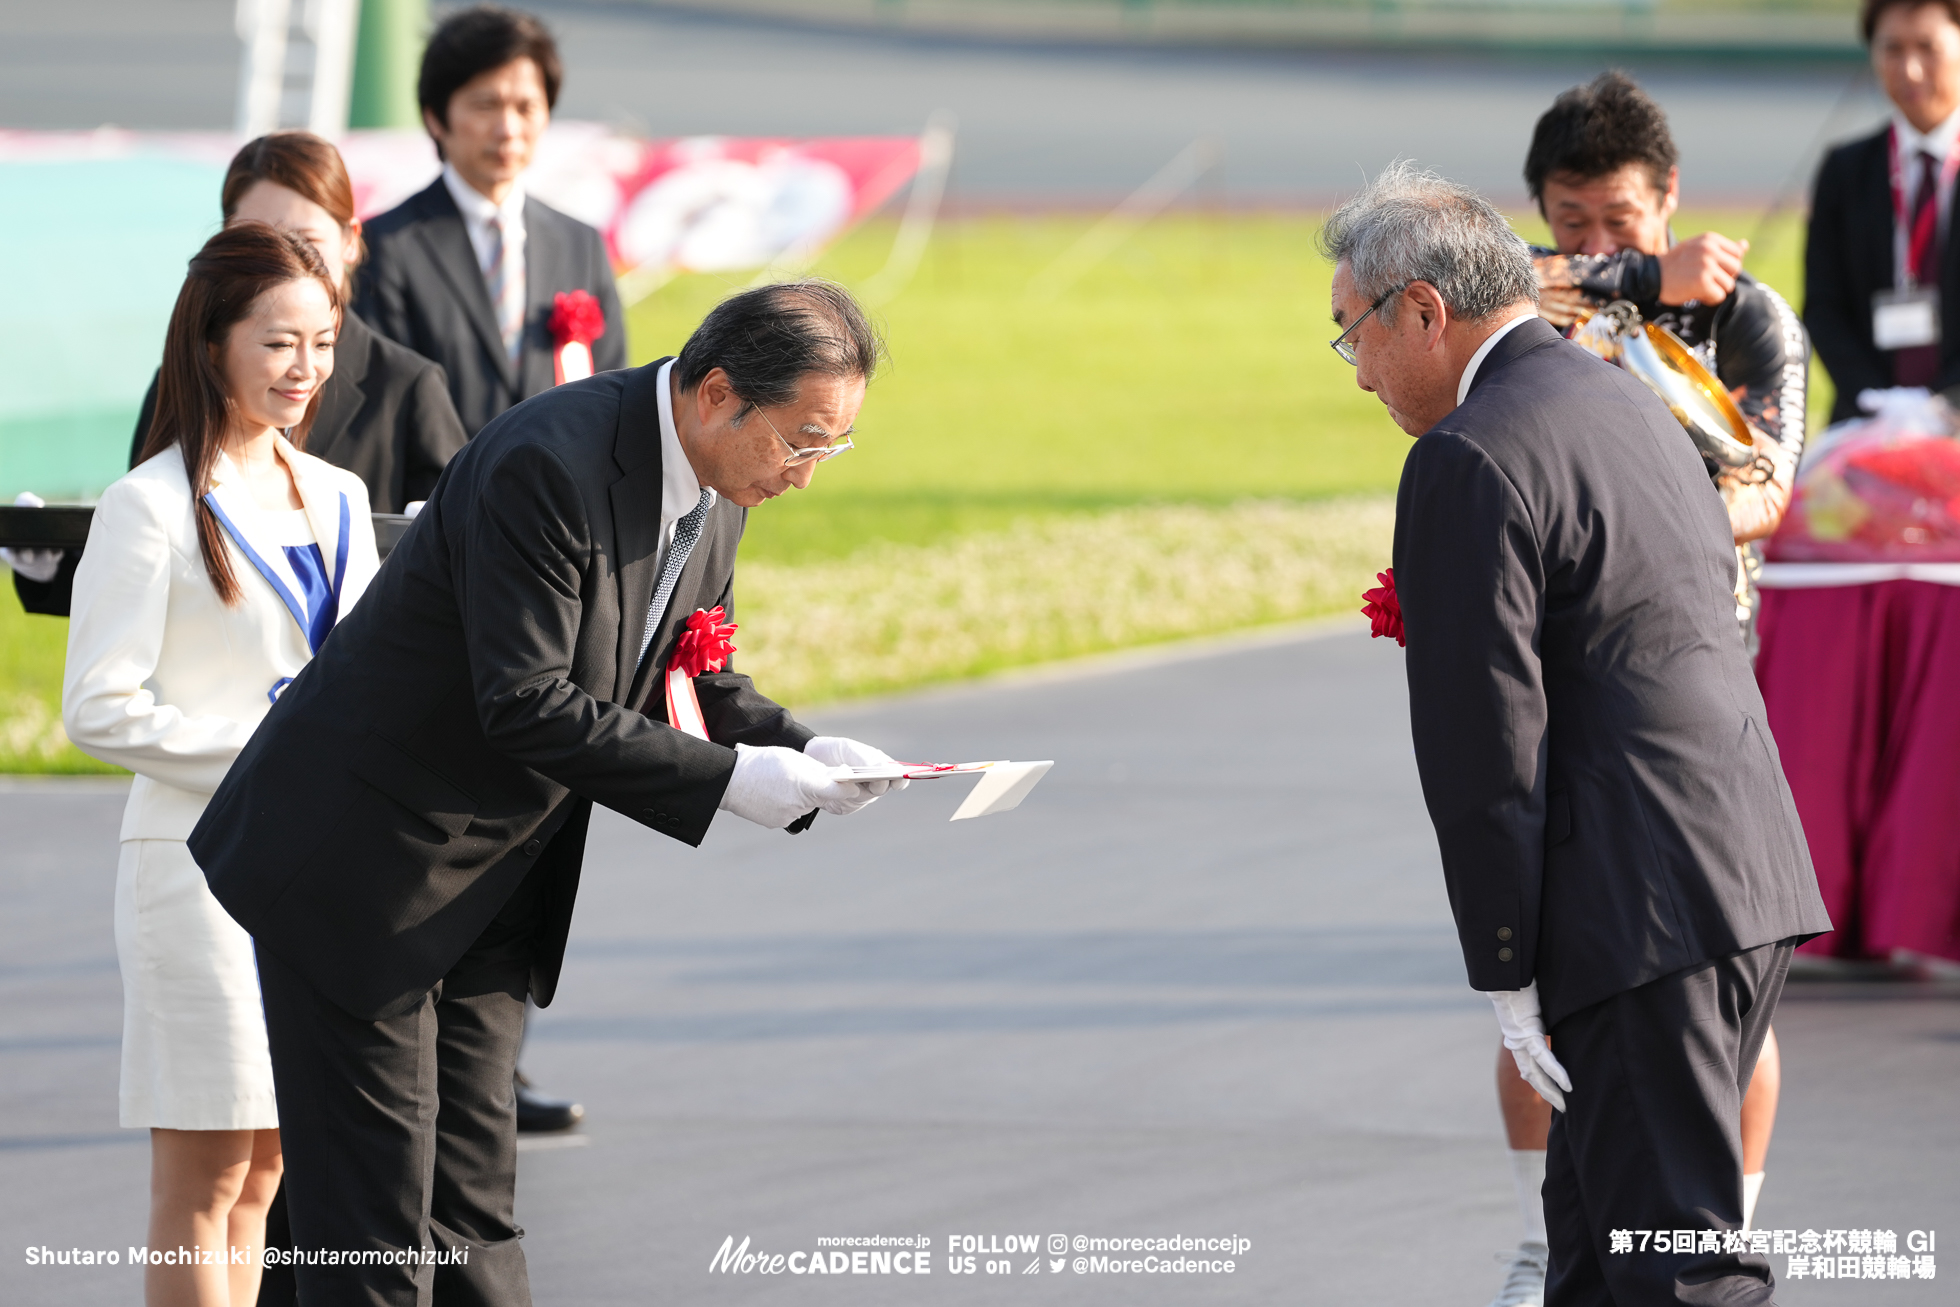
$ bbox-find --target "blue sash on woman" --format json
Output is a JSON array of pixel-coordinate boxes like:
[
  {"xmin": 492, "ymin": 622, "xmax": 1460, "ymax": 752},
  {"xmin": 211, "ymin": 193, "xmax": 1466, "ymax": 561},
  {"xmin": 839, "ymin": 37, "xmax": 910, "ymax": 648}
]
[{"xmin": 201, "ymin": 490, "xmax": 350, "ymax": 674}]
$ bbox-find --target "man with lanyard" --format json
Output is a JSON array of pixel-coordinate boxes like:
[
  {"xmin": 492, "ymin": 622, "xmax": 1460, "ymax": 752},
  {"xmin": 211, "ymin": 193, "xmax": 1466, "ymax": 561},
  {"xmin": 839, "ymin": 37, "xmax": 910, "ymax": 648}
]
[
  {"xmin": 1472, "ymin": 70, "xmax": 1807, "ymax": 1307},
  {"xmin": 1807, "ymin": 0, "xmax": 1960, "ymax": 414}
]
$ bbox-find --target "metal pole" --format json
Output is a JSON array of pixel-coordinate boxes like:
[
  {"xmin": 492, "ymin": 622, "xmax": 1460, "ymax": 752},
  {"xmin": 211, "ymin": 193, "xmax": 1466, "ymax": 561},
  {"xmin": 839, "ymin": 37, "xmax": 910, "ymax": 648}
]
[
  {"xmin": 235, "ymin": 0, "xmax": 294, "ymax": 136},
  {"xmin": 306, "ymin": 0, "xmax": 362, "ymax": 137}
]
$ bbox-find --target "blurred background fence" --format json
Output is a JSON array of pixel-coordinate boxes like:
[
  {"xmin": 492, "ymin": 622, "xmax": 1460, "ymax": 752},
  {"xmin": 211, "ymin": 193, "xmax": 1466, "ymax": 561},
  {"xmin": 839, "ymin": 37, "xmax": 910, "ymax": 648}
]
[{"xmin": 628, "ymin": 0, "xmax": 1866, "ymax": 57}]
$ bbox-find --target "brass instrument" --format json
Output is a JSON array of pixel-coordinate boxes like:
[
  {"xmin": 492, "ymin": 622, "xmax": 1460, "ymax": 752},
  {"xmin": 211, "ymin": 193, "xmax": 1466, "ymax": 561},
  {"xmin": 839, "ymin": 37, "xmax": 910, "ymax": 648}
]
[{"xmin": 1571, "ymin": 301, "xmax": 1758, "ymax": 470}]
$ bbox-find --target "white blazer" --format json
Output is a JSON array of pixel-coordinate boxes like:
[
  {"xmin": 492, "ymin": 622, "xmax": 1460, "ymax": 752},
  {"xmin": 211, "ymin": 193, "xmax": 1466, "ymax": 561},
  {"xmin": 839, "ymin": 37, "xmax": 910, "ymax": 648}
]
[{"xmin": 64, "ymin": 439, "xmax": 379, "ymax": 842}]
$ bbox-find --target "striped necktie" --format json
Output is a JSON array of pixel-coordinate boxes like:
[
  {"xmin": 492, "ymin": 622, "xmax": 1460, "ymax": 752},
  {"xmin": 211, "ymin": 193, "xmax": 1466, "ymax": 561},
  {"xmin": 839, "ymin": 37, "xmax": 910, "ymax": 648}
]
[
  {"xmin": 484, "ymin": 214, "xmax": 524, "ymax": 364},
  {"xmin": 639, "ymin": 489, "xmax": 714, "ymax": 666}
]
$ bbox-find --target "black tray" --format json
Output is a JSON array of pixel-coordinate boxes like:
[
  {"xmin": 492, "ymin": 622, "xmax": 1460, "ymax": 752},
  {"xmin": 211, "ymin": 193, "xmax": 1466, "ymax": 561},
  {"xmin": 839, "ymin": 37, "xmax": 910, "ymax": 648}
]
[
  {"xmin": 0, "ymin": 505, "xmax": 94, "ymax": 549},
  {"xmin": 372, "ymin": 513, "xmax": 414, "ymax": 558},
  {"xmin": 0, "ymin": 506, "xmax": 416, "ymax": 558}
]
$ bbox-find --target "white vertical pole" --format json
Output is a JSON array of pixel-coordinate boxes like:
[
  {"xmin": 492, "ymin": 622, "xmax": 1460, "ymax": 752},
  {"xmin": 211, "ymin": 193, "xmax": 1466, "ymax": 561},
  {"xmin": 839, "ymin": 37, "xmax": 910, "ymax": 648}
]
[
  {"xmin": 235, "ymin": 0, "xmax": 295, "ymax": 137},
  {"xmin": 304, "ymin": 0, "xmax": 361, "ymax": 138},
  {"xmin": 859, "ymin": 110, "xmax": 957, "ymax": 307}
]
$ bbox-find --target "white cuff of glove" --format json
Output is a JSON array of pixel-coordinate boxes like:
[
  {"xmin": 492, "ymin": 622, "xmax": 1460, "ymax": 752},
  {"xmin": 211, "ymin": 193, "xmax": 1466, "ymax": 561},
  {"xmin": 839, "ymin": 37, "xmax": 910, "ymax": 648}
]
[
  {"xmin": 718, "ymin": 742, "xmax": 875, "ymax": 829},
  {"xmin": 2, "ymin": 492, "xmax": 62, "ymax": 583},
  {"xmin": 1489, "ymin": 981, "xmax": 1574, "ymax": 1113},
  {"xmin": 2, "ymin": 547, "xmax": 63, "ymax": 583},
  {"xmin": 803, "ymin": 735, "xmax": 909, "ymax": 796}
]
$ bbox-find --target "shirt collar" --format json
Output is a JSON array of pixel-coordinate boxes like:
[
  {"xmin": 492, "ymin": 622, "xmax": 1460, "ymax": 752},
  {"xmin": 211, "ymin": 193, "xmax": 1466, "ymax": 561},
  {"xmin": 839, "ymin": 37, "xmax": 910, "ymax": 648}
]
[
  {"xmin": 441, "ymin": 162, "xmax": 526, "ymax": 228},
  {"xmin": 655, "ymin": 359, "xmax": 711, "ymax": 524},
  {"xmin": 1456, "ymin": 311, "xmax": 1538, "ymax": 407},
  {"xmin": 1893, "ymin": 103, "xmax": 1960, "ymax": 162}
]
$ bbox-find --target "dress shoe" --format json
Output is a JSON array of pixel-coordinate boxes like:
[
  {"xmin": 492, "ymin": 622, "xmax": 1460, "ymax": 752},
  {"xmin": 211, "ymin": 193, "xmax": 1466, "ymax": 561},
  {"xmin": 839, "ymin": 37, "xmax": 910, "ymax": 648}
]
[{"xmin": 514, "ymin": 1069, "xmax": 584, "ymax": 1133}]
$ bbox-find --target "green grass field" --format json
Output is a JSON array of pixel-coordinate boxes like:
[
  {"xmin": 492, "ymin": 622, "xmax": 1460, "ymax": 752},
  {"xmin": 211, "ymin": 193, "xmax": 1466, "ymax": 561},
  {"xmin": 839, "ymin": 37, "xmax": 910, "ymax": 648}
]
[
  {"xmin": 630, "ymin": 206, "xmax": 1826, "ymax": 557},
  {"xmin": 0, "ymin": 206, "xmax": 1818, "ymax": 767}
]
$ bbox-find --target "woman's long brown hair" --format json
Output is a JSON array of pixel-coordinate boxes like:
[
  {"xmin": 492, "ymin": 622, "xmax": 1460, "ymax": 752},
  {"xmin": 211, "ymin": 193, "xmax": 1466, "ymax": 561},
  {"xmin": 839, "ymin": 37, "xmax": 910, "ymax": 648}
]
[
  {"xmin": 137, "ymin": 222, "xmax": 339, "ymax": 605},
  {"xmin": 221, "ymin": 131, "xmax": 364, "ymax": 298}
]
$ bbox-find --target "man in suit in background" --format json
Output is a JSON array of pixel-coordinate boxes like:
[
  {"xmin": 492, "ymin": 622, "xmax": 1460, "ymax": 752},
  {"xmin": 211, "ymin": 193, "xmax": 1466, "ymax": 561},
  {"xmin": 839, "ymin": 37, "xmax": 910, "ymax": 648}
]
[
  {"xmin": 1806, "ymin": 0, "xmax": 1960, "ymax": 418},
  {"xmin": 356, "ymin": 5, "xmax": 626, "ymax": 439},
  {"xmin": 191, "ymin": 281, "xmax": 905, "ymax": 1305},
  {"xmin": 357, "ymin": 4, "xmax": 625, "ymax": 1127},
  {"xmin": 1323, "ymin": 163, "xmax": 1830, "ymax": 1304}
]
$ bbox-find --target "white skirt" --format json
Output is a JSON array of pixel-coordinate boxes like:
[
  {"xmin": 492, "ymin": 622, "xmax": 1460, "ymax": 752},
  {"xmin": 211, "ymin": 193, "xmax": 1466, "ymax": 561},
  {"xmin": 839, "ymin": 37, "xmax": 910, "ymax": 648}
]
[{"xmin": 115, "ymin": 839, "xmax": 279, "ymax": 1131}]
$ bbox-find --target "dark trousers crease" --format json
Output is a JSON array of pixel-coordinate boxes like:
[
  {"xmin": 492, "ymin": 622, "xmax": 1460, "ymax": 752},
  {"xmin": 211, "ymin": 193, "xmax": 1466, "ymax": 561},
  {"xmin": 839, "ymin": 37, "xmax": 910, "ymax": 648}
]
[
  {"xmin": 257, "ymin": 862, "xmax": 550, "ymax": 1307},
  {"xmin": 1545, "ymin": 939, "xmax": 1794, "ymax": 1307}
]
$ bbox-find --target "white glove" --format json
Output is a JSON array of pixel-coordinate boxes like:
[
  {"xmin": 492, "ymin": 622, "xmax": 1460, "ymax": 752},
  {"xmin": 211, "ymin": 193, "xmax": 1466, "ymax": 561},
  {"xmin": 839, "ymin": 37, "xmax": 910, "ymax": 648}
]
[
  {"xmin": 2, "ymin": 492, "xmax": 64, "ymax": 583},
  {"xmin": 803, "ymin": 735, "xmax": 910, "ymax": 797},
  {"xmin": 1490, "ymin": 982, "xmax": 1574, "ymax": 1113},
  {"xmin": 718, "ymin": 742, "xmax": 875, "ymax": 829}
]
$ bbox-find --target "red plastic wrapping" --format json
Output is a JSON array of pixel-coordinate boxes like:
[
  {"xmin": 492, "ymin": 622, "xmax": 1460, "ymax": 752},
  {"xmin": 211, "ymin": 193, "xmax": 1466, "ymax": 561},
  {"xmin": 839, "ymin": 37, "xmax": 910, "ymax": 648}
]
[{"xmin": 1766, "ymin": 395, "xmax": 1960, "ymax": 562}]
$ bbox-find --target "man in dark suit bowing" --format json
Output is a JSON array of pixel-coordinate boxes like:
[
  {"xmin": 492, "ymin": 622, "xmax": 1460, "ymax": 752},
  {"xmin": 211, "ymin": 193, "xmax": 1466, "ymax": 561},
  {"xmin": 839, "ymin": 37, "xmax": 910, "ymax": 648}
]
[
  {"xmin": 356, "ymin": 6, "xmax": 626, "ymax": 438},
  {"xmin": 357, "ymin": 3, "xmax": 625, "ymax": 1130},
  {"xmin": 190, "ymin": 282, "xmax": 904, "ymax": 1306},
  {"xmin": 1323, "ymin": 163, "xmax": 1830, "ymax": 1305}
]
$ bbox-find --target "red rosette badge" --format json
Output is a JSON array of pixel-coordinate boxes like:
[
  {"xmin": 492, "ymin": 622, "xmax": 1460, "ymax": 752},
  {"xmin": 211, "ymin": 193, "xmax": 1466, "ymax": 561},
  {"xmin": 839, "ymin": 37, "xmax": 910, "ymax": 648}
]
[
  {"xmin": 549, "ymin": 289, "xmax": 606, "ymax": 386},
  {"xmin": 664, "ymin": 607, "xmax": 738, "ymax": 740},
  {"xmin": 1361, "ymin": 568, "xmax": 1404, "ymax": 647}
]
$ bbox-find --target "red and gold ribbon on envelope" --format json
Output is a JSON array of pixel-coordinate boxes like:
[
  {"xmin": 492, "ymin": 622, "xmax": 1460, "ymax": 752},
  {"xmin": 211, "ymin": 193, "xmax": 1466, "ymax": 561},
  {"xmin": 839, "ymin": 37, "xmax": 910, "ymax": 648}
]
[
  {"xmin": 665, "ymin": 606, "xmax": 738, "ymax": 740},
  {"xmin": 549, "ymin": 289, "xmax": 605, "ymax": 386}
]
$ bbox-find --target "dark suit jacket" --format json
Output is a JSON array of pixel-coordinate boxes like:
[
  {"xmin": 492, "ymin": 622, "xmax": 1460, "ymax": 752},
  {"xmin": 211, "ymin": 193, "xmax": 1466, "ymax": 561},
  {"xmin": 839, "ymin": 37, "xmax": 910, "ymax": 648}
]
[
  {"xmin": 11, "ymin": 311, "xmax": 465, "ymax": 617},
  {"xmin": 355, "ymin": 178, "xmax": 628, "ymax": 438},
  {"xmin": 1393, "ymin": 317, "xmax": 1830, "ymax": 1027},
  {"xmin": 189, "ymin": 359, "xmax": 810, "ymax": 1021},
  {"xmin": 1805, "ymin": 125, "xmax": 1960, "ymax": 421}
]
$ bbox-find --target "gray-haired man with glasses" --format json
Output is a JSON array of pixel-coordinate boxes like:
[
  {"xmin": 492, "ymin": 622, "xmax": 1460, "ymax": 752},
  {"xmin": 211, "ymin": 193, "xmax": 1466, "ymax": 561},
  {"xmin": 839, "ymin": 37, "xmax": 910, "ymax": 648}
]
[
  {"xmin": 1321, "ymin": 163, "xmax": 1827, "ymax": 1307},
  {"xmin": 190, "ymin": 279, "xmax": 907, "ymax": 1307}
]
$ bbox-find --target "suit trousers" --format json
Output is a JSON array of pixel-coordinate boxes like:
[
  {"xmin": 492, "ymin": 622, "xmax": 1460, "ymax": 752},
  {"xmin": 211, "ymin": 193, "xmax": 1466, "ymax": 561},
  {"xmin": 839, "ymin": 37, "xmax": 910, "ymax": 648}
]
[
  {"xmin": 257, "ymin": 860, "xmax": 552, "ymax": 1307},
  {"xmin": 1545, "ymin": 938, "xmax": 1794, "ymax": 1307}
]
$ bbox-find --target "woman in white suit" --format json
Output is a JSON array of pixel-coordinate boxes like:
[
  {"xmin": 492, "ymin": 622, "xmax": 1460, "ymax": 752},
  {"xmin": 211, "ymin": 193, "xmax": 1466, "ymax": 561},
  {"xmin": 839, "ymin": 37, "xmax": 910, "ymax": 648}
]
[{"xmin": 63, "ymin": 222, "xmax": 378, "ymax": 1307}]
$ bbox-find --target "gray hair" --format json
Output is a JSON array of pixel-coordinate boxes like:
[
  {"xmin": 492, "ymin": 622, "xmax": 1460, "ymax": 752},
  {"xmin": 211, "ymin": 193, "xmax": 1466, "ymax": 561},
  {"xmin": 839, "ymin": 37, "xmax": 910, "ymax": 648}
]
[{"xmin": 1317, "ymin": 161, "xmax": 1538, "ymax": 326}]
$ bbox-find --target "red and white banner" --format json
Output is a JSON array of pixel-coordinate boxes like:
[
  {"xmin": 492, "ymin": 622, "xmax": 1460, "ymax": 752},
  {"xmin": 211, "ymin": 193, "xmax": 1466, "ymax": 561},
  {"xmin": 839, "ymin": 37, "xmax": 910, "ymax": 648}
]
[{"xmin": 0, "ymin": 123, "xmax": 923, "ymax": 281}]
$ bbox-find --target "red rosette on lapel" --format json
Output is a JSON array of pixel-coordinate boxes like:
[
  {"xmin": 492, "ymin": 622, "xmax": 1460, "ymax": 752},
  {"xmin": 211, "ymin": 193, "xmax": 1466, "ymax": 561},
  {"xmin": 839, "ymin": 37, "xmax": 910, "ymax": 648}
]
[
  {"xmin": 549, "ymin": 289, "xmax": 606, "ymax": 386},
  {"xmin": 1361, "ymin": 568, "xmax": 1404, "ymax": 647},
  {"xmin": 664, "ymin": 606, "xmax": 739, "ymax": 740}
]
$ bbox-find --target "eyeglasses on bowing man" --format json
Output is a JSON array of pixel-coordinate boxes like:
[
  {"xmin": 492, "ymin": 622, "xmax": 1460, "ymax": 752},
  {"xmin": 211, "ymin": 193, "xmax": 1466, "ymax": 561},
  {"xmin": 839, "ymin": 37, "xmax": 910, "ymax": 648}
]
[
  {"xmin": 750, "ymin": 404, "xmax": 856, "ymax": 467},
  {"xmin": 1330, "ymin": 283, "xmax": 1410, "ymax": 366}
]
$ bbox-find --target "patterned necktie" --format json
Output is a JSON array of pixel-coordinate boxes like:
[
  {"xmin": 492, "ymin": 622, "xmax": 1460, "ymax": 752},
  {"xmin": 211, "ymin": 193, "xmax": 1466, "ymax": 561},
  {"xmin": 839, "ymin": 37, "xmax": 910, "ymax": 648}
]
[
  {"xmin": 484, "ymin": 214, "xmax": 524, "ymax": 364},
  {"xmin": 639, "ymin": 488, "xmax": 714, "ymax": 666}
]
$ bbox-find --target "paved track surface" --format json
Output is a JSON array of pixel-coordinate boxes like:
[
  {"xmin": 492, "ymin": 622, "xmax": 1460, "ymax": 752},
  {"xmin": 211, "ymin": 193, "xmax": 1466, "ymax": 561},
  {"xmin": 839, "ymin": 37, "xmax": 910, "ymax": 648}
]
[
  {"xmin": 3, "ymin": 627, "xmax": 1954, "ymax": 1305},
  {"xmin": 0, "ymin": 0, "xmax": 1889, "ymax": 203}
]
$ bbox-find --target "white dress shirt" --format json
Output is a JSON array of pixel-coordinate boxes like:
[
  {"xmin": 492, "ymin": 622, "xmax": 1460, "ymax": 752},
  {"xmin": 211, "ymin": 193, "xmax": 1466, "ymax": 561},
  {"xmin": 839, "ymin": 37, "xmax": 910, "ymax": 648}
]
[
  {"xmin": 442, "ymin": 163, "xmax": 527, "ymax": 307},
  {"xmin": 653, "ymin": 358, "xmax": 716, "ymax": 572},
  {"xmin": 1892, "ymin": 103, "xmax": 1960, "ymax": 173},
  {"xmin": 1456, "ymin": 311, "xmax": 1539, "ymax": 407}
]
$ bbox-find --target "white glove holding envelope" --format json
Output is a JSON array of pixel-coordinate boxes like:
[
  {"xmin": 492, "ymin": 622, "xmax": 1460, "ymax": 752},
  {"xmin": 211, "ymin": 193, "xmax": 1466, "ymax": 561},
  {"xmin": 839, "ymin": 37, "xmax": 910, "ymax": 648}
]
[
  {"xmin": 803, "ymin": 735, "xmax": 910, "ymax": 796},
  {"xmin": 1489, "ymin": 981, "xmax": 1573, "ymax": 1112},
  {"xmin": 0, "ymin": 491, "xmax": 63, "ymax": 583},
  {"xmin": 719, "ymin": 743, "xmax": 876, "ymax": 829}
]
